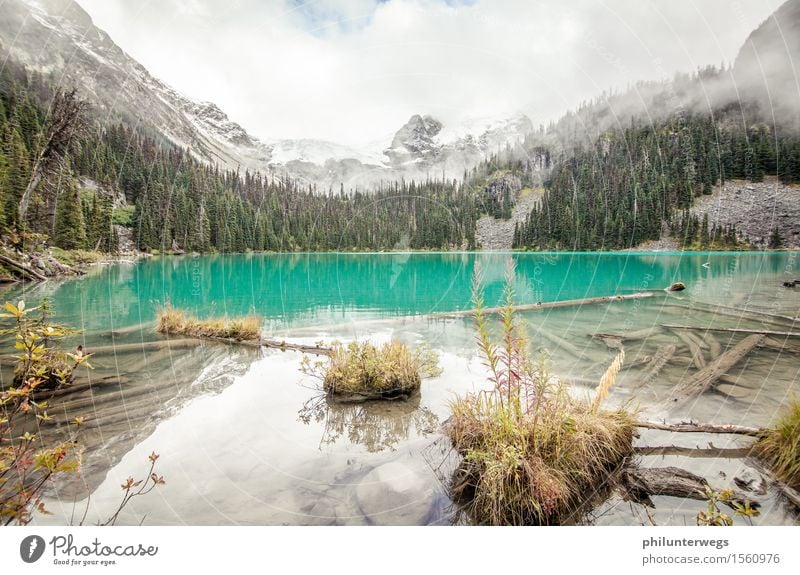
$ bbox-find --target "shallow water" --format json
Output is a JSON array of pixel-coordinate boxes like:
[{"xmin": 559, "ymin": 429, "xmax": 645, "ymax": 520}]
[{"xmin": 1, "ymin": 251, "xmax": 798, "ymax": 525}]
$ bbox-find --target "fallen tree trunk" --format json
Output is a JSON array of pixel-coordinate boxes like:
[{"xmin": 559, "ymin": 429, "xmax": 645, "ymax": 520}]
[
  {"xmin": 441, "ymin": 291, "xmax": 661, "ymax": 318},
  {"xmin": 635, "ymin": 344, "xmax": 676, "ymax": 388},
  {"xmin": 536, "ymin": 328, "xmax": 584, "ymax": 357},
  {"xmin": 592, "ymin": 326, "xmax": 661, "ymax": 343},
  {"xmin": 621, "ymin": 466, "xmax": 760, "ymax": 510},
  {"xmin": 262, "ymin": 338, "xmax": 331, "ymax": 356},
  {"xmin": 622, "ymin": 353, "xmax": 652, "ymax": 370},
  {"xmin": 0, "ymin": 253, "xmax": 47, "ymax": 281},
  {"xmin": 670, "ymin": 334, "xmax": 765, "ymax": 401},
  {"xmin": 634, "ymin": 445, "xmax": 753, "ymax": 459},
  {"xmin": 674, "ymin": 331, "xmax": 706, "ymax": 370},
  {"xmin": 636, "ymin": 420, "xmax": 762, "ymax": 436},
  {"xmin": 88, "ymin": 339, "xmax": 201, "ymax": 354},
  {"xmin": 702, "ymin": 332, "xmax": 722, "ymax": 360},
  {"xmin": 663, "ymin": 324, "xmax": 800, "ymax": 338},
  {"xmin": 31, "ymin": 375, "xmax": 129, "ymax": 400},
  {"xmin": 667, "ymin": 302, "xmax": 798, "ymax": 329}
]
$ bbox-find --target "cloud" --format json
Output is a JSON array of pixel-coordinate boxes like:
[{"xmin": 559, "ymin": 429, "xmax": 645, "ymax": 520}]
[{"xmin": 76, "ymin": 0, "xmax": 781, "ymax": 146}]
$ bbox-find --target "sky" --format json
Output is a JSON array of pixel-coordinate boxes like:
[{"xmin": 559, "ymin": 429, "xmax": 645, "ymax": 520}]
[{"xmin": 76, "ymin": 0, "xmax": 783, "ymax": 147}]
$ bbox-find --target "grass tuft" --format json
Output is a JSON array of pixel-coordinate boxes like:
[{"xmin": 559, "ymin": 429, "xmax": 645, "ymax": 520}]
[
  {"xmin": 302, "ymin": 340, "xmax": 441, "ymax": 402},
  {"xmin": 445, "ymin": 261, "xmax": 635, "ymax": 525},
  {"xmin": 156, "ymin": 305, "xmax": 262, "ymax": 341},
  {"xmin": 754, "ymin": 399, "xmax": 800, "ymax": 489}
]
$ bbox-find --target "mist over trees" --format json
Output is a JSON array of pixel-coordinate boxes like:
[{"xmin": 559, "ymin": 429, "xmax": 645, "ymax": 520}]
[{"xmin": 2, "ymin": 60, "xmax": 800, "ymax": 256}]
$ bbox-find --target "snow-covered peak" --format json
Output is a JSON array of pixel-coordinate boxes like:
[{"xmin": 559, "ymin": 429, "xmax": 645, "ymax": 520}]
[{"xmin": 2, "ymin": 0, "xmax": 534, "ymax": 188}]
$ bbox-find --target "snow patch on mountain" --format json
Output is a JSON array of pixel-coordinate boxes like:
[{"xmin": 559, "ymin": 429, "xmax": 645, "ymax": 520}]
[{"xmin": 3, "ymin": 0, "xmax": 534, "ymax": 188}]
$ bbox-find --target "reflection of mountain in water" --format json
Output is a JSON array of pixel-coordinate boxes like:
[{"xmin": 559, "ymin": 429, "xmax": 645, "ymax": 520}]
[
  {"xmin": 19, "ymin": 338, "xmax": 261, "ymax": 499},
  {"xmin": 298, "ymin": 394, "xmax": 439, "ymax": 453}
]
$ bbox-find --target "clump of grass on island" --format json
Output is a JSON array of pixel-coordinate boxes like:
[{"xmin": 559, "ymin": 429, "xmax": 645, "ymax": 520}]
[
  {"xmin": 156, "ymin": 305, "xmax": 262, "ymax": 341},
  {"xmin": 754, "ymin": 399, "xmax": 800, "ymax": 489},
  {"xmin": 301, "ymin": 340, "xmax": 441, "ymax": 402},
  {"xmin": 445, "ymin": 263, "xmax": 635, "ymax": 525}
]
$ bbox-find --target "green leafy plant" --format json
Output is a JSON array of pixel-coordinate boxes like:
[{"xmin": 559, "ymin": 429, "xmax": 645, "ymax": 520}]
[
  {"xmin": 696, "ymin": 486, "xmax": 760, "ymax": 526},
  {"xmin": 0, "ymin": 300, "xmax": 92, "ymax": 390},
  {"xmin": 0, "ymin": 299, "xmax": 87, "ymax": 524},
  {"xmin": 1, "ymin": 300, "xmax": 165, "ymax": 526}
]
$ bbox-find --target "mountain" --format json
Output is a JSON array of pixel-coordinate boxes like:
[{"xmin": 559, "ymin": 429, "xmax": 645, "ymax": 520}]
[
  {"xmin": 0, "ymin": 0, "xmax": 275, "ymax": 171},
  {"xmin": 384, "ymin": 114, "xmax": 533, "ymax": 172},
  {"xmin": 733, "ymin": 0, "xmax": 800, "ymax": 123},
  {"xmin": 0, "ymin": 0, "xmax": 531, "ymax": 188}
]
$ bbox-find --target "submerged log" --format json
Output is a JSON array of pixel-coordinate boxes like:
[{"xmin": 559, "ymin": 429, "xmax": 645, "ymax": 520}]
[
  {"xmin": 88, "ymin": 339, "xmax": 200, "ymax": 354},
  {"xmin": 622, "ymin": 353, "xmax": 652, "ymax": 371},
  {"xmin": 759, "ymin": 337, "xmax": 800, "ymax": 355},
  {"xmin": 674, "ymin": 331, "xmax": 706, "ymax": 370},
  {"xmin": 636, "ymin": 344, "xmax": 676, "ymax": 388},
  {"xmin": 702, "ymin": 332, "xmax": 723, "ymax": 360},
  {"xmin": 664, "ymin": 302, "xmax": 798, "ymax": 330},
  {"xmin": 0, "ymin": 253, "xmax": 48, "ymax": 281},
  {"xmin": 621, "ymin": 466, "xmax": 760, "ymax": 510},
  {"xmin": 636, "ymin": 420, "xmax": 762, "ymax": 436},
  {"xmin": 663, "ymin": 324, "xmax": 800, "ymax": 338},
  {"xmin": 536, "ymin": 328, "xmax": 584, "ymax": 357},
  {"xmin": 670, "ymin": 334, "xmax": 765, "ymax": 401},
  {"xmin": 592, "ymin": 326, "xmax": 662, "ymax": 343},
  {"xmin": 31, "ymin": 375, "xmax": 129, "ymax": 400}
]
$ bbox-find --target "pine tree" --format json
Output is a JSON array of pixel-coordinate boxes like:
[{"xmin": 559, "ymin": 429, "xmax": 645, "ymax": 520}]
[{"xmin": 54, "ymin": 178, "xmax": 86, "ymax": 249}]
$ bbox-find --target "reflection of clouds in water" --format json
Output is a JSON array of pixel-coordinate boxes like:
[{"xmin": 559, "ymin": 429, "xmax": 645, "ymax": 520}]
[{"xmin": 298, "ymin": 394, "xmax": 439, "ymax": 453}]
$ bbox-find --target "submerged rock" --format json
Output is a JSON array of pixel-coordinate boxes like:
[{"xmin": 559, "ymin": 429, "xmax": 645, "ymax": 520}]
[{"xmin": 356, "ymin": 459, "xmax": 435, "ymax": 525}]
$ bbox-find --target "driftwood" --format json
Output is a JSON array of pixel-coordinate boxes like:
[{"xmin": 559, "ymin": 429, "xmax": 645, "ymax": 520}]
[
  {"xmin": 440, "ymin": 291, "xmax": 661, "ymax": 319},
  {"xmin": 673, "ymin": 331, "xmax": 706, "ymax": 370},
  {"xmin": 621, "ymin": 466, "xmax": 760, "ymax": 510},
  {"xmin": 636, "ymin": 420, "xmax": 762, "ymax": 436},
  {"xmin": 278, "ymin": 291, "xmax": 669, "ymax": 336},
  {"xmin": 663, "ymin": 324, "xmax": 800, "ymax": 338},
  {"xmin": 262, "ymin": 339, "xmax": 331, "ymax": 356},
  {"xmin": 670, "ymin": 334, "xmax": 765, "ymax": 401},
  {"xmin": 634, "ymin": 445, "xmax": 753, "ymax": 458},
  {"xmin": 0, "ymin": 253, "xmax": 47, "ymax": 281},
  {"xmin": 636, "ymin": 344, "xmax": 676, "ymax": 388}
]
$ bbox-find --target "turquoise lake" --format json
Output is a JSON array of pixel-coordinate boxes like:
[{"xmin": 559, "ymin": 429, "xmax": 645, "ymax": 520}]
[
  {"xmin": 2, "ymin": 251, "xmax": 798, "ymax": 526},
  {"xmin": 10, "ymin": 250, "xmax": 798, "ymax": 332}
]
